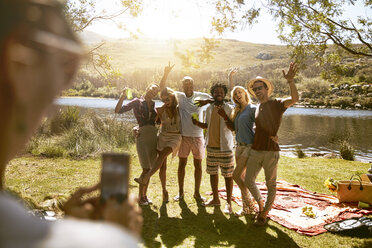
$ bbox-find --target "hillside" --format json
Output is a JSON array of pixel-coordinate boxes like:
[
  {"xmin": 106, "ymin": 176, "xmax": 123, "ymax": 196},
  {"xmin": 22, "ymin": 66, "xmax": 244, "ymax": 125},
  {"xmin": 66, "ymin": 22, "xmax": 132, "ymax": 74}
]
[
  {"xmin": 83, "ymin": 36, "xmax": 290, "ymax": 73},
  {"xmin": 68, "ymin": 32, "xmax": 371, "ymax": 109}
]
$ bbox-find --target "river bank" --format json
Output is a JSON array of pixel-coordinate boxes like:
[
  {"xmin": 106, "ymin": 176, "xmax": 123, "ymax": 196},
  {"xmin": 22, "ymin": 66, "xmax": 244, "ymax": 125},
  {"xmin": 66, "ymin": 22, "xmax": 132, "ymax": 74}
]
[{"xmin": 59, "ymin": 94, "xmax": 372, "ymax": 110}]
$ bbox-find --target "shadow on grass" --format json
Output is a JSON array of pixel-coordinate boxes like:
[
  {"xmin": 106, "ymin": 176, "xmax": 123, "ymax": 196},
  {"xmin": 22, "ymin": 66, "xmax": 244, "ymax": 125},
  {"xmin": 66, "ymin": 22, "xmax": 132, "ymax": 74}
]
[{"xmin": 141, "ymin": 199, "xmax": 300, "ymax": 248}]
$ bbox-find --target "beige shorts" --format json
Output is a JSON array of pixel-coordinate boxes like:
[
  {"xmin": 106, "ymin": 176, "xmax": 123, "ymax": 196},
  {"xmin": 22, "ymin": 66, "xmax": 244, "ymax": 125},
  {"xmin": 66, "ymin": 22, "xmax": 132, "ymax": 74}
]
[{"xmin": 178, "ymin": 136, "xmax": 205, "ymax": 160}]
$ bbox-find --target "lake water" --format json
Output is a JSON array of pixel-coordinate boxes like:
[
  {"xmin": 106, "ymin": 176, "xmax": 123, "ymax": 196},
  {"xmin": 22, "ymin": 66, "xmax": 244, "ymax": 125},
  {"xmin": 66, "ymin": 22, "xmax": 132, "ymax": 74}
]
[{"xmin": 54, "ymin": 97, "xmax": 372, "ymax": 163}]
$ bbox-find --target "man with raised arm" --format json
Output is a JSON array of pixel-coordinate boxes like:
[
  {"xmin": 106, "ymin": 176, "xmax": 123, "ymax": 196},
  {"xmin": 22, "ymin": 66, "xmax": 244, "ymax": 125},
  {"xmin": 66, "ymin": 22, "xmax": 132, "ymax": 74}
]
[
  {"xmin": 160, "ymin": 73, "xmax": 211, "ymax": 202},
  {"xmin": 245, "ymin": 62, "xmax": 299, "ymax": 226}
]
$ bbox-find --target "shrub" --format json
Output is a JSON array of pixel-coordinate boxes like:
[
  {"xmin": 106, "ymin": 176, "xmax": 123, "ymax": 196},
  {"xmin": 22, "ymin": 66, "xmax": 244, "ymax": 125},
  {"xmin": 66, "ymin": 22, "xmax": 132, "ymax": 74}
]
[
  {"xmin": 293, "ymin": 146, "xmax": 306, "ymax": 158},
  {"xmin": 298, "ymin": 78, "xmax": 330, "ymax": 98},
  {"xmin": 39, "ymin": 144, "xmax": 66, "ymax": 158},
  {"xmin": 331, "ymin": 97, "xmax": 353, "ymax": 108},
  {"xmin": 339, "ymin": 140, "xmax": 355, "ymax": 161},
  {"xmin": 26, "ymin": 108, "xmax": 136, "ymax": 159},
  {"xmin": 49, "ymin": 107, "xmax": 80, "ymax": 135}
]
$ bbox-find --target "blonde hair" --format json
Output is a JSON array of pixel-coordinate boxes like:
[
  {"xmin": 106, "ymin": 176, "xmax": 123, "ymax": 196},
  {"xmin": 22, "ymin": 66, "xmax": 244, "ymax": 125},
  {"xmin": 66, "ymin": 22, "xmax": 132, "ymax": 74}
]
[
  {"xmin": 160, "ymin": 87, "xmax": 178, "ymax": 118},
  {"xmin": 230, "ymin": 86, "xmax": 250, "ymax": 121},
  {"xmin": 145, "ymin": 83, "xmax": 159, "ymax": 93}
]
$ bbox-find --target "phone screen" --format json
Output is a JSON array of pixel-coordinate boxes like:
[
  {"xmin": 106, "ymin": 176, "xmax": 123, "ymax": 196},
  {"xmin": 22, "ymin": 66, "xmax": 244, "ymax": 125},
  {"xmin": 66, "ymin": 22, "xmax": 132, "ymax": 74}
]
[{"xmin": 100, "ymin": 153, "xmax": 130, "ymax": 203}]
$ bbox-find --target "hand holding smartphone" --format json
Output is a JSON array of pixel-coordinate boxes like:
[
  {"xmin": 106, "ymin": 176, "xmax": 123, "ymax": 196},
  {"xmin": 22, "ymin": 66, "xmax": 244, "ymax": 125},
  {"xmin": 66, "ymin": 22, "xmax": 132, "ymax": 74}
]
[{"xmin": 100, "ymin": 153, "xmax": 130, "ymax": 204}]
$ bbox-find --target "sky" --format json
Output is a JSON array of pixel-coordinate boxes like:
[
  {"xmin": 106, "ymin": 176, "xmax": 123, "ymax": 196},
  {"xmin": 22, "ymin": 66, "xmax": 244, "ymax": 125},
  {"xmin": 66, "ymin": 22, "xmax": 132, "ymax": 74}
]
[{"xmin": 86, "ymin": 0, "xmax": 370, "ymax": 45}]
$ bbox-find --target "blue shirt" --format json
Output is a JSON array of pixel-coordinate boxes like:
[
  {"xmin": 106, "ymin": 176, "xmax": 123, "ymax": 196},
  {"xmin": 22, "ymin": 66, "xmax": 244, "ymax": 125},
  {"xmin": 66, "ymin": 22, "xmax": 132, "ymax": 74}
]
[{"xmin": 234, "ymin": 104, "xmax": 256, "ymax": 145}]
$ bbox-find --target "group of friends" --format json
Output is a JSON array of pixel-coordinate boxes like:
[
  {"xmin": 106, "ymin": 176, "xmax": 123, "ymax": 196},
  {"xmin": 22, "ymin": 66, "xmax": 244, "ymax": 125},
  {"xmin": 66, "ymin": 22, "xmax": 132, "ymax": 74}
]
[
  {"xmin": 115, "ymin": 61, "xmax": 299, "ymax": 226},
  {"xmin": 0, "ymin": 0, "xmax": 300, "ymax": 246}
]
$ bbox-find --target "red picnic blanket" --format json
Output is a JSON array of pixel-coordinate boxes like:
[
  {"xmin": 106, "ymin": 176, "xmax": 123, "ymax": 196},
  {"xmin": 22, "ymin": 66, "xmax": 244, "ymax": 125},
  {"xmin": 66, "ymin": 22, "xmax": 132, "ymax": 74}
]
[{"xmin": 213, "ymin": 180, "xmax": 372, "ymax": 236}]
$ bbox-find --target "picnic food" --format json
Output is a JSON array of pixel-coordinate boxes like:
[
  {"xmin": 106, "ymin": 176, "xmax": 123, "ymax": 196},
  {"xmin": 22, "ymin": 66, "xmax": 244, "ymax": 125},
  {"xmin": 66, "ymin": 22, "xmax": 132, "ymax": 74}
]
[
  {"xmin": 324, "ymin": 178, "xmax": 338, "ymax": 192},
  {"xmin": 302, "ymin": 206, "xmax": 316, "ymax": 218}
]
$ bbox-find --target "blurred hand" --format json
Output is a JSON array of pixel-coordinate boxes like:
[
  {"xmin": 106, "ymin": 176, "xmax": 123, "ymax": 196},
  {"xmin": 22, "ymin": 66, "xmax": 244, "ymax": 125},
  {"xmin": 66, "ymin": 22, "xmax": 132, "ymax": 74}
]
[
  {"xmin": 62, "ymin": 184, "xmax": 101, "ymax": 220},
  {"xmin": 217, "ymin": 106, "xmax": 228, "ymax": 120},
  {"xmin": 63, "ymin": 185, "xmax": 143, "ymax": 236},
  {"xmin": 103, "ymin": 194, "xmax": 143, "ymax": 237},
  {"xmin": 164, "ymin": 61, "xmax": 175, "ymax": 75},
  {"xmin": 270, "ymin": 135, "xmax": 279, "ymax": 144}
]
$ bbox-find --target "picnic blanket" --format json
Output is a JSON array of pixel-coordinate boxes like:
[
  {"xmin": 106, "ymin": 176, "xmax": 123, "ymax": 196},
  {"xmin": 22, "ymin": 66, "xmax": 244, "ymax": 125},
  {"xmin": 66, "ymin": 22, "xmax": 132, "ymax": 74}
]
[{"xmin": 212, "ymin": 180, "xmax": 372, "ymax": 236}]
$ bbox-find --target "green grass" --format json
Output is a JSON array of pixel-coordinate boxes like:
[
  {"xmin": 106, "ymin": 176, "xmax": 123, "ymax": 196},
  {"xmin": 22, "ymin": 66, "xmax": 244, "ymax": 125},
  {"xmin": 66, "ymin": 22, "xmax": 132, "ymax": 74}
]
[{"xmin": 5, "ymin": 148, "xmax": 371, "ymax": 248}]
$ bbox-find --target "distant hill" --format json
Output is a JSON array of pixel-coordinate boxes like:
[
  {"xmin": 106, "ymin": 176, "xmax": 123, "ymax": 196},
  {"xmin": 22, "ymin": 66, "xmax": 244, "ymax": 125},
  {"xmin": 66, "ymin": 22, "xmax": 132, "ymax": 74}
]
[
  {"xmin": 78, "ymin": 30, "xmax": 116, "ymax": 44},
  {"xmin": 82, "ymin": 31, "xmax": 291, "ymax": 73}
]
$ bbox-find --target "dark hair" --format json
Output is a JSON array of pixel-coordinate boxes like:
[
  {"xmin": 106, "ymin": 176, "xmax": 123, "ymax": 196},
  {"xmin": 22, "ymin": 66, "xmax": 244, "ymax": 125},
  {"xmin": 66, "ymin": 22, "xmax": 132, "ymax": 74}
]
[{"xmin": 210, "ymin": 82, "xmax": 228, "ymax": 95}]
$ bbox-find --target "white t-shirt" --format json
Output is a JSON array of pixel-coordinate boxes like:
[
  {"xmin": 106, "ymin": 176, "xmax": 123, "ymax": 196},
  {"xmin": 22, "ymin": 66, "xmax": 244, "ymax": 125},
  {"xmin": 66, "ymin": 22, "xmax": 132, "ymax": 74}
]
[
  {"xmin": 175, "ymin": 91, "xmax": 211, "ymax": 137},
  {"xmin": 0, "ymin": 192, "xmax": 139, "ymax": 248}
]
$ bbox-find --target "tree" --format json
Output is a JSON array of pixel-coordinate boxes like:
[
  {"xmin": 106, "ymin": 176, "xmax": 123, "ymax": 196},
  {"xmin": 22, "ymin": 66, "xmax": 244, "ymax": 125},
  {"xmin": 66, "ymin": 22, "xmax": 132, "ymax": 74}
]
[
  {"xmin": 211, "ymin": 0, "xmax": 371, "ymax": 64},
  {"xmin": 62, "ymin": 0, "xmax": 143, "ymax": 85}
]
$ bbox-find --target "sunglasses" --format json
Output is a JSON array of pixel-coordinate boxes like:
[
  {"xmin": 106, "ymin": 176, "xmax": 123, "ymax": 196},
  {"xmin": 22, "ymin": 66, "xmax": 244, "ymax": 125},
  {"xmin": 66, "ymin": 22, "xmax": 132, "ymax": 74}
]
[{"xmin": 252, "ymin": 86, "xmax": 264, "ymax": 92}]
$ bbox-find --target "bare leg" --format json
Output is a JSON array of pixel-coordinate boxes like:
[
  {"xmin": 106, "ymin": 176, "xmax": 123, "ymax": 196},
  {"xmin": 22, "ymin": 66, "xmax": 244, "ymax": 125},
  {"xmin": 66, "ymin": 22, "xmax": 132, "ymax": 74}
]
[
  {"xmin": 233, "ymin": 156, "xmax": 249, "ymax": 200},
  {"xmin": 204, "ymin": 174, "xmax": 220, "ymax": 206},
  {"xmin": 193, "ymin": 158, "xmax": 203, "ymax": 197},
  {"xmin": 141, "ymin": 147, "xmax": 172, "ymax": 183},
  {"xmin": 140, "ymin": 168, "xmax": 150, "ymax": 198},
  {"xmin": 224, "ymin": 176, "xmax": 233, "ymax": 214},
  {"xmin": 225, "ymin": 176, "xmax": 233, "ymax": 205},
  {"xmin": 159, "ymin": 157, "xmax": 167, "ymax": 193},
  {"xmin": 177, "ymin": 157, "xmax": 187, "ymax": 198}
]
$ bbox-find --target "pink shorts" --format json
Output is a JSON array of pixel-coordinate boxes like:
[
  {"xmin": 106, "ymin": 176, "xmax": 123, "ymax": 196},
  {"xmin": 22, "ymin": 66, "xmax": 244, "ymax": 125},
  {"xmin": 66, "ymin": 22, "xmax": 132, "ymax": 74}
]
[{"xmin": 178, "ymin": 136, "xmax": 205, "ymax": 160}]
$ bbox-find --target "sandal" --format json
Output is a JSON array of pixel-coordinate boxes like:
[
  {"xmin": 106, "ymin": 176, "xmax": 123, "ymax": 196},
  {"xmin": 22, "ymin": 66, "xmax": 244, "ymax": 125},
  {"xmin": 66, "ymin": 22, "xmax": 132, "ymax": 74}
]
[
  {"xmin": 202, "ymin": 199, "xmax": 221, "ymax": 207},
  {"xmin": 138, "ymin": 197, "xmax": 149, "ymax": 206},
  {"xmin": 173, "ymin": 194, "xmax": 184, "ymax": 202},
  {"xmin": 223, "ymin": 204, "xmax": 233, "ymax": 215},
  {"xmin": 145, "ymin": 196, "xmax": 153, "ymax": 205}
]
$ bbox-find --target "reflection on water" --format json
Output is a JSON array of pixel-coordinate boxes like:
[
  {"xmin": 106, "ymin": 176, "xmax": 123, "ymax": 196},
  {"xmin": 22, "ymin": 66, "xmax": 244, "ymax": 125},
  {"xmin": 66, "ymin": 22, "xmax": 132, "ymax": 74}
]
[
  {"xmin": 279, "ymin": 115, "xmax": 372, "ymax": 162},
  {"xmin": 54, "ymin": 98, "xmax": 372, "ymax": 162}
]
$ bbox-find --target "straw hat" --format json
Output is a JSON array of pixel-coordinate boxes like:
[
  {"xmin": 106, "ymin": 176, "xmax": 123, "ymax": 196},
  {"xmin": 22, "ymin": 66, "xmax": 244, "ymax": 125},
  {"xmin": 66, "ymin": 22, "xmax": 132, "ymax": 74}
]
[{"xmin": 247, "ymin": 76, "xmax": 274, "ymax": 97}]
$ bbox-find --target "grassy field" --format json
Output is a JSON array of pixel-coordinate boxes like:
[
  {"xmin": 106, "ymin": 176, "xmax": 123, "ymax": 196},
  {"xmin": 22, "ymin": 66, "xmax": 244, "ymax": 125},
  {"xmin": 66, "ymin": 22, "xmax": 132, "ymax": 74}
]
[{"xmin": 5, "ymin": 146, "xmax": 371, "ymax": 248}]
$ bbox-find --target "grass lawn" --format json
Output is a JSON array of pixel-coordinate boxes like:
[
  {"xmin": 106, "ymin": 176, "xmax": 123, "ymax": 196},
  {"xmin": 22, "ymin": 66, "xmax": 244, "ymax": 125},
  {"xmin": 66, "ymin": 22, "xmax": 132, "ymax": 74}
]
[{"xmin": 5, "ymin": 146, "xmax": 372, "ymax": 248}]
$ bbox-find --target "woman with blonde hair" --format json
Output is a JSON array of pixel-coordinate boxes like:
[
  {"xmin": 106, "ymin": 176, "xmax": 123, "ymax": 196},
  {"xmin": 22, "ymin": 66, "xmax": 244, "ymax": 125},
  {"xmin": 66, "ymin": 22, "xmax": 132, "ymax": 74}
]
[
  {"xmin": 227, "ymin": 85, "xmax": 257, "ymax": 216},
  {"xmin": 135, "ymin": 87, "xmax": 182, "ymax": 203}
]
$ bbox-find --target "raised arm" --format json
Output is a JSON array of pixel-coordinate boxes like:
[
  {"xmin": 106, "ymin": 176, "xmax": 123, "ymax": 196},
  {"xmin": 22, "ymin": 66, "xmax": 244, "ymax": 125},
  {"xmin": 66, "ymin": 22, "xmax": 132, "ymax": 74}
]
[
  {"xmin": 159, "ymin": 61, "xmax": 175, "ymax": 91},
  {"xmin": 228, "ymin": 67, "xmax": 238, "ymax": 91},
  {"xmin": 114, "ymin": 88, "xmax": 127, "ymax": 113},
  {"xmin": 281, "ymin": 62, "xmax": 299, "ymax": 108}
]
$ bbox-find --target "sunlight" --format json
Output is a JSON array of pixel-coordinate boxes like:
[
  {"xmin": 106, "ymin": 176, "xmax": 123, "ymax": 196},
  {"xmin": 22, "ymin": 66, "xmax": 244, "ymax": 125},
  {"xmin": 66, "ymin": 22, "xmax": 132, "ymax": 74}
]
[{"xmin": 134, "ymin": 0, "xmax": 206, "ymax": 40}]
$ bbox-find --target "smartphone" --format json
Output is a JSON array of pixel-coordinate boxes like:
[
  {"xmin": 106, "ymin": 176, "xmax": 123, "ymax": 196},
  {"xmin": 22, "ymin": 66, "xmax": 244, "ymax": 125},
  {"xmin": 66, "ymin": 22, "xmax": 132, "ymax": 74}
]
[{"xmin": 100, "ymin": 153, "xmax": 130, "ymax": 203}]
